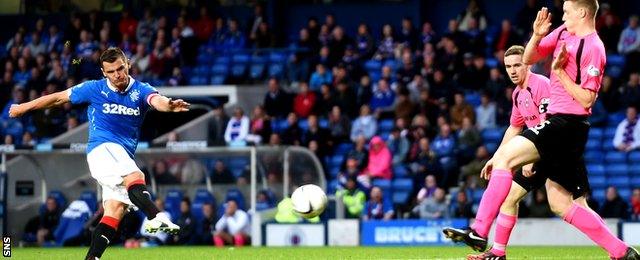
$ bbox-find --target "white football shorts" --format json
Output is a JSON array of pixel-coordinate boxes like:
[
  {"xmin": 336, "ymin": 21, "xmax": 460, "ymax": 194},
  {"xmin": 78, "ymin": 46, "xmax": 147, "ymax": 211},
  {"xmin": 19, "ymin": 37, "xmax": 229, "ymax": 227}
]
[{"xmin": 87, "ymin": 142, "xmax": 141, "ymax": 207}]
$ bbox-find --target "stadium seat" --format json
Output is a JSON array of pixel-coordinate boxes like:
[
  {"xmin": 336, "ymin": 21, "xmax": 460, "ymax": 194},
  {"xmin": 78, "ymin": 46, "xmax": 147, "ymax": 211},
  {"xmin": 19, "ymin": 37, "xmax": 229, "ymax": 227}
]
[
  {"xmin": 392, "ymin": 178, "xmax": 413, "ymax": 191},
  {"xmin": 630, "ymin": 165, "xmax": 640, "ymax": 176},
  {"xmin": 330, "ymin": 154, "xmax": 344, "ymax": 168},
  {"xmin": 592, "ymin": 188, "xmax": 606, "ymax": 202},
  {"xmin": 249, "ymin": 63, "xmax": 265, "ymax": 79},
  {"xmin": 585, "ymin": 139, "xmax": 601, "ymax": 151},
  {"xmin": 472, "ymin": 189, "xmax": 484, "ymax": 203},
  {"xmin": 197, "ymin": 53, "xmax": 212, "ymax": 65},
  {"xmin": 319, "ymin": 118, "xmax": 329, "ymax": 128},
  {"xmin": 377, "ymin": 119, "xmax": 394, "ymax": 133},
  {"xmin": 211, "ymin": 64, "xmax": 228, "ymax": 75},
  {"xmin": 232, "ymin": 53, "xmax": 250, "ymax": 64},
  {"xmin": 327, "ymin": 179, "xmax": 339, "ymax": 195},
  {"xmin": 268, "ymin": 63, "xmax": 285, "ymax": 78},
  {"xmin": 605, "ymin": 152, "xmax": 626, "ymax": 163},
  {"xmin": 79, "ymin": 191, "xmax": 97, "ymax": 213},
  {"xmin": 631, "ymin": 177, "xmax": 640, "ymax": 187},
  {"xmin": 392, "ymin": 191, "xmax": 410, "ymax": 205},
  {"xmin": 607, "ymin": 176, "xmax": 630, "ymax": 187},
  {"xmin": 48, "ymin": 190, "xmax": 67, "ymax": 209},
  {"xmin": 465, "ymin": 92, "xmax": 481, "ymax": 107},
  {"xmin": 607, "ymin": 54, "xmax": 626, "ymax": 67},
  {"xmin": 628, "ymin": 151, "xmax": 640, "ymax": 162},
  {"xmin": 364, "ymin": 60, "xmax": 382, "ymax": 71},
  {"xmin": 485, "ymin": 58, "xmax": 498, "ymax": 68},
  {"xmin": 372, "ymin": 179, "xmax": 392, "ymax": 194},
  {"xmin": 588, "ymin": 128, "xmax": 603, "ymax": 140},
  {"xmin": 268, "ymin": 52, "xmax": 286, "ymax": 63},
  {"xmin": 618, "ymin": 188, "xmax": 631, "ymax": 199},
  {"xmin": 586, "ymin": 164, "xmax": 605, "ymax": 176},
  {"xmin": 214, "ymin": 56, "xmax": 231, "ymax": 65},
  {"xmin": 329, "ymin": 166, "xmax": 341, "ymax": 178},
  {"xmin": 210, "ymin": 75, "xmax": 226, "ymax": 85},
  {"xmin": 251, "ymin": 55, "xmax": 267, "ymax": 64},
  {"xmin": 192, "ymin": 189, "xmax": 216, "ymax": 222},
  {"xmin": 604, "ymin": 126, "xmax": 617, "ymax": 139},
  {"xmin": 589, "ymin": 176, "xmax": 607, "ymax": 189},
  {"xmin": 607, "ymin": 164, "xmax": 629, "ymax": 176},
  {"xmin": 601, "ymin": 140, "xmax": 615, "ymax": 151},
  {"xmin": 335, "ymin": 143, "xmax": 354, "ymax": 155},
  {"xmin": 225, "ymin": 188, "xmax": 246, "ymax": 210},
  {"xmin": 298, "ymin": 119, "xmax": 309, "ymax": 131},
  {"xmin": 481, "ymin": 128, "xmax": 502, "ymax": 143},
  {"xmin": 231, "ymin": 64, "xmax": 246, "ymax": 77},
  {"xmin": 393, "ymin": 165, "xmax": 409, "ymax": 178},
  {"xmin": 485, "ymin": 142, "xmax": 499, "ymax": 155},
  {"xmin": 165, "ymin": 189, "xmax": 184, "ymax": 221},
  {"xmin": 606, "ymin": 65, "xmax": 623, "ymax": 79},
  {"xmin": 606, "ymin": 113, "xmax": 624, "ymax": 127},
  {"xmin": 383, "ymin": 59, "xmax": 398, "ymax": 71}
]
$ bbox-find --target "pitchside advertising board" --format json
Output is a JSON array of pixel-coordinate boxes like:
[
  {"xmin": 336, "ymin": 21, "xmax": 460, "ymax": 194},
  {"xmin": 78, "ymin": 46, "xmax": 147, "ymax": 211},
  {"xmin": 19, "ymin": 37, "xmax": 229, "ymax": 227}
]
[
  {"xmin": 361, "ymin": 219, "xmax": 467, "ymax": 246},
  {"xmin": 266, "ymin": 224, "xmax": 325, "ymax": 246}
]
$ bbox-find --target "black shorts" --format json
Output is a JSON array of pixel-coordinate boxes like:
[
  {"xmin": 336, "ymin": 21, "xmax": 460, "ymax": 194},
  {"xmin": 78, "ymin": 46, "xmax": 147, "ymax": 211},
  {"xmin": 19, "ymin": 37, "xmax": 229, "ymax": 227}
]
[
  {"xmin": 512, "ymin": 162, "xmax": 548, "ymax": 192},
  {"xmin": 519, "ymin": 114, "xmax": 591, "ymax": 198}
]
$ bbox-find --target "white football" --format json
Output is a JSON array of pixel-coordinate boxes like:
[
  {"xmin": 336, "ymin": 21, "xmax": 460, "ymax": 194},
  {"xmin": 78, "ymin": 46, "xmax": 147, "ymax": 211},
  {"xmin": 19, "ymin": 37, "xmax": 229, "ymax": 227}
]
[{"xmin": 291, "ymin": 184, "xmax": 328, "ymax": 218}]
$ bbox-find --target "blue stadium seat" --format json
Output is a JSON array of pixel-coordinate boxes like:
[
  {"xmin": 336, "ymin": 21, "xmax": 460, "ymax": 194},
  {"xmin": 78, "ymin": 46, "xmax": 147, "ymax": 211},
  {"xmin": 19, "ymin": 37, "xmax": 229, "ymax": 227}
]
[
  {"xmin": 607, "ymin": 113, "xmax": 625, "ymax": 127},
  {"xmin": 232, "ymin": 53, "xmax": 250, "ymax": 64},
  {"xmin": 607, "ymin": 164, "xmax": 629, "ymax": 176},
  {"xmin": 364, "ymin": 60, "xmax": 382, "ymax": 71},
  {"xmin": 589, "ymin": 176, "xmax": 607, "ymax": 189},
  {"xmin": 481, "ymin": 128, "xmax": 502, "ymax": 143},
  {"xmin": 392, "ymin": 178, "xmax": 413, "ymax": 191},
  {"xmin": 618, "ymin": 188, "xmax": 631, "ymax": 199},
  {"xmin": 392, "ymin": 191, "xmax": 410, "ymax": 205},
  {"xmin": 251, "ymin": 55, "xmax": 267, "ymax": 64},
  {"xmin": 228, "ymin": 157, "xmax": 249, "ymax": 173},
  {"xmin": 298, "ymin": 119, "xmax": 309, "ymax": 131},
  {"xmin": 369, "ymin": 71, "xmax": 381, "ymax": 82},
  {"xmin": 249, "ymin": 63, "xmax": 265, "ymax": 79},
  {"xmin": 79, "ymin": 191, "xmax": 97, "ymax": 213},
  {"xmin": 372, "ymin": 179, "xmax": 392, "ymax": 194},
  {"xmin": 588, "ymin": 128, "xmax": 603, "ymax": 140},
  {"xmin": 335, "ymin": 143, "xmax": 354, "ymax": 155},
  {"xmin": 225, "ymin": 188, "xmax": 246, "ymax": 210},
  {"xmin": 465, "ymin": 92, "xmax": 481, "ymax": 107},
  {"xmin": 605, "ymin": 152, "xmax": 626, "ymax": 163},
  {"xmin": 197, "ymin": 53, "xmax": 212, "ymax": 65},
  {"xmin": 268, "ymin": 63, "xmax": 284, "ymax": 78},
  {"xmin": 602, "ymin": 141, "xmax": 615, "ymax": 151},
  {"xmin": 630, "ymin": 165, "xmax": 640, "ymax": 176},
  {"xmin": 593, "ymin": 188, "xmax": 606, "ymax": 202},
  {"xmin": 231, "ymin": 64, "xmax": 246, "ymax": 77},
  {"xmin": 210, "ymin": 75, "xmax": 226, "ymax": 85},
  {"xmin": 193, "ymin": 65, "xmax": 210, "ymax": 77},
  {"xmin": 278, "ymin": 119, "xmax": 290, "ymax": 130},
  {"xmin": 606, "ymin": 65, "xmax": 623, "ymax": 79},
  {"xmin": 331, "ymin": 154, "xmax": 343, "ymax": 167},
  {"xmin": 211, "ymin": 64, "xmax": 228, "ymax": 75},
  {"xmin": 393, "ymin": 165, "xmax": 409, "ymax": 178},
  {"xmin": 607, "ymin": 176, "xmax": 630, "ymax": 187},
  {"xmin": 379, "ymin": 131, "xmax": 391, "ymax": 141},
  {"xmin": 377, "ymin": 119, "xmax": 394, "ymax": 133},
  {"xmin": 607, "ymin": 54, "xmax": 625, "ymax": 67},
  {"xmin": 214, "ymin": 56, "xmax": 231, "ymax": 65},
  {"xmin": 269, "ymin": 52, "xmax": 286, "ymax": 63},
  {"xmin": 628, "ymin": 151, "xmax": 640, "ymax": 162},
  {"xmin": 485, "ymin": 58, "xmax": 498, "ymax": 68},
  {"xmin": 472, "ymin": 189, "xmax": 484, "ymax": 203},
  {"xmin": 585, "ymin": 139, "xmax": 601, "ymax": 151},
  {"xmin": 165, "ymin": 189, "xmax": 184, "ymax": 221},
  {"xmin": 604, "ymin": 126, "xmax": 617, "ymax": 139},
  {"xmin": 383, "ymin": 59, "xmax": 398, "ymax": 71},
  {"xmin": 192, "ymin": 189, "xmax": 216, "ymax": 222},
  {"xmin": 586, "ymin": 164, "xmax": 605, "ymax": 176},
  {"xmin": 319, "ymin": 119, "xmax": 329, "ymax": 128},
  {"xmin": 329, "ymin": 166, "xmax": 340, "ymax": 178},
  {"xmin": 48, "ymin": 190, "xmax": 67, "ymax": 209},
  {"xmin": 485, "ymin": 142, "xmax": 499, "ymax": 155},
  {"xmin": 327, "ymin": 179, "xmax": 339, "ymax": 195},
  {"xmin": 631, "ymin": 177, "xmax": 640, "ymax": 187}
]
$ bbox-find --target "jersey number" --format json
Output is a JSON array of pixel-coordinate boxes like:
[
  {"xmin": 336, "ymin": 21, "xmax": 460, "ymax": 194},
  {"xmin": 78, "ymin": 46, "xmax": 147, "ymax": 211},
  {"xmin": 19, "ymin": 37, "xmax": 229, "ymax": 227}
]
[
  {"xmin": 530, "ymin": 120, "xmax": 551, "ymax": 135},
  {"xmin": 538, "ymin": 98, "xmax": 550, "ymax": 114}
]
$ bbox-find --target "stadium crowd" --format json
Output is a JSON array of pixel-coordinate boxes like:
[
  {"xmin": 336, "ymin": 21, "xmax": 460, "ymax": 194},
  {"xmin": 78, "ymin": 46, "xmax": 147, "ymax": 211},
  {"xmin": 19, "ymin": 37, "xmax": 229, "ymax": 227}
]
[{"xmin": 6, "ymin": 0, "xmax": 640, "ymax": 247}]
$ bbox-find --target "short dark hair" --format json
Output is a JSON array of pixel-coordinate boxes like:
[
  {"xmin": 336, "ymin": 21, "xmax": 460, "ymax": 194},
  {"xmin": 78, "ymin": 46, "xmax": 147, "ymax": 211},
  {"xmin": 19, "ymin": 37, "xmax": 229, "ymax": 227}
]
[
  {"xmin": 565, "ymin": 0, "xmax": 599, "ymax": 18},
  {"xmin": 99, "ymin": 47, "xmax": 126, "ymax": 67}
]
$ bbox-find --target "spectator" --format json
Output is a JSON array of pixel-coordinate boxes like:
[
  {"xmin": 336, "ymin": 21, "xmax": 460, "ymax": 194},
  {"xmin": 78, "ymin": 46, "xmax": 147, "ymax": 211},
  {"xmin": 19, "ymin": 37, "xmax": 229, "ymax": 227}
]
[
  {"xmin": 476, "ymin": 92, "xmax": 497, "ymax": 130},
  {"xmin": 214, "ymin": 200, "xmax": 250, "ymax": 247},
  {"xmin": 599, "ymin": 75, "xmax": 620, "ymax": 112},
  {"xmin": 197, "ymin": 203, "xmax": 216, "ymax": 245},
  {"xmin": 208, "ymin": 107, "xmax": 229, "ymax": 146},
  {"xmin": 394, "ymin": 90, "xmax": 416, "ymax": 121},
  {"xmin": 360, "ymin": 136, "xmax": 393, "ymax": 182},
  {"xmin": 355, "ymin": 23, "xmax": 375, "ymax": 60},
  {"xmin": 420, "ymin": 22, "xmax": 437, "ymax": 46},
  {"xmin": 223, "ymin": 19, "xmax": 246, "ymax": 50},
  {"xmin": 336, "ymin": 176, "xmax": 367, "ymax": 219},
  {"xmin": 263, "ymin": 78, "xmax": 291, "ymax": 118},
  {"xmin": 210, "ymin": 160, "xmax": 235, "ymax": 184},
  {"xmin": 281, "ymin": 112, "xmax": 302, "ymax": 146},
  {"xmin": 413, "ymin": 187, "xmax": 449, "ymax": 219},
  {"xmin": 600, "ymin": 186, "xmax": 629, "ymax": 219},
  {"xmin": 355, "ymin": 75, "xmax": 373, "ymax": 109},
  {"xmin": 370, "ymin": 79, "xmax": 395, "ymax": 112},
  {"xmin": 408, "ymin": 136, "xmax": 440, "ymax": 178},
  {"xmin": 631, "ymin": 188, "xmax": 640, "ymax": 221},
  {"xmin": 598, "ymin": 12, "xmax": 622, "ymax": 53},
  {"xmin": 457, "ymin": 0, "xmax": 487, "ymax": 32},
  {"xmin": 362, "ymin": 186, "xmax": 394, "ymax": 220},
  {"xmin": 293, "ymin": 82, "xmax": 317, "ymax": 118},
  {"xmin": 450, "ymin": 93, "xmax": 475, "ymax": 130},
  {"xmin": 338, "ymin": 157, "xmax": 367, "ymax": 190},
  {"xmin": 416, "ymin": 175, "xmax": 438, "ymax": 204},
  {"xmin": 45, "ymin": 25, "xmax": 63, "ymax": 52},
  {"xmin": 118, "ymin": 10, "xmax": 138, "ymax": 38},
  {"xmin": 246, "ymin": 105, "xmax": 271, "ymax": 145},
  {"xmin": 224, "ymin": 107, "xmax": 250, "ymax": 146},
  {"xmin": 398, "ymin": 17, "xmax": 418, "ymax": 51},
  {"xmin": 373, "ymin": 24, "xmax": 395, "ymax": 60},
  {"xmin": 288, "ymin": 28, "xmax": 314, "ymax": 83},
  {"xmin": 457, "ymin": 117, "xmax": 482, "ymax": 161},
  {"xmin": 613, "ymin": 106, "xmax": 640, "ymax": 152},
  {"xmin": 309, "ymin": 64, "xmax": 332, "ymax": 91},
  {"xmin": 171, "ymin": 198, "xmax": 195, "ymax": 245},
  {"xmin": 620, "ymin": 72, "xmax": 640, "ymax": 109},
  {"xmin": 136, "ymin": 9, "xmax": 157, "ymax": 47},
  {"xmin": 192, "ymin": 7, "xmax": 214, "ymax": 42},
  {"xmin": 131, "ymin": 45, "xmax": 150, "ymax": 74},
  {"xmin": 618, "ymin": 15, "xmax": 640, "ymax": 73},
  {"xmin": 387, "ymin": 127, "xmax": 409, "ymax": 166},
  {"xmin": 303, "ymin": 114, "xmax": 331, "ymax": 150},
  {"xmin": 76, "ymin": 30, "xmax": 97, "ymax": 58},
  {"xmin": 27, "ymin": 32, "xmax": 46, "ymax": 56},
  {"xmin": 515, "ymin": 0, "xmax": 540, "ymax": 36},
  {"xmin": 459, "ymin": 145, "xmax": 490, "ymax": 188},
  {"xmin": 432, "ymin": 124, "xmax": 457, "ymax": 188},
  {"xmin": 328, "ymin": 106, "xmax": 351, "ymax": 142},
  {"xmin": 37, "ymin": 197, "xmax": 61, "ymax": 246},
  {"xmin": 250, "ymin": 21, "xmax": 275, "ymax": 49},
  {"xmin": 493, "ymin": 20, "xmax": 521, "ymax": 54},
  {"xmin": 333, "ymin": 81, "xmax": 356, "ymax": 117},
  {"xmin": 328, "ymin": 26, "xmax": 351, "ymax": 64},
  {"xmin": 452, "ymin": 191, "xmax": 474, "ymax": 218},
  {"xmin": 528, "ymin": 189, "xmax": 554, "ymax": 218},
  {"xmin": 345, "ymin": 136, "xmax": 369, "ymax": 170},
  {"xmin": 350, "ymin": 105, "xmax": 377, "ymax": 142},
  {"xmin": 463, "ymin": 18, "xmax": 486, "ymax": 55},
  {"xmin": 153, "ymin": 160, "xmax": 180, "ymax": 185}
]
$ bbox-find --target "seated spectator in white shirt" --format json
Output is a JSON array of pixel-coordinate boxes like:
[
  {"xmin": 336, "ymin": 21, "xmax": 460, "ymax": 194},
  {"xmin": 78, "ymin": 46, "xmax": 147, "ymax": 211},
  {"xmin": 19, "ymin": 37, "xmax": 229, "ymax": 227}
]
[
  {"xmin": 475, "ymin": 92, "xmax": 497, "ymax": 130},
  {"xmin": 213, "ymin": 200, "xmax": 250, "ymax": 247},
  {"xmin": 224, "ymin": 107, "xmax": 250, "ymax": 146},
  {"xmin": 613, "ymin": 106, "xmax": 640, "ymax": 152}
]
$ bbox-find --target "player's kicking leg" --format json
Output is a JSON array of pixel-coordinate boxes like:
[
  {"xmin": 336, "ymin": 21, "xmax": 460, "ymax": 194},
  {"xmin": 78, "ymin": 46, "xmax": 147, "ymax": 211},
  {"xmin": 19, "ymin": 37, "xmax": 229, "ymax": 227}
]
[
  {"xmin": 546, "ymin": 180, "xmax": 639, "ymax": 260},
  {"xmin": 443, "ymin": 136, "xmax": 539, "ymax": 251},
  {"xmin": 122, "ymin": 172, "xmax": 180, "ymax": 234},
  {"xmin": 85, "ymin": 200, "xmax": 125, "ymax": 260}
]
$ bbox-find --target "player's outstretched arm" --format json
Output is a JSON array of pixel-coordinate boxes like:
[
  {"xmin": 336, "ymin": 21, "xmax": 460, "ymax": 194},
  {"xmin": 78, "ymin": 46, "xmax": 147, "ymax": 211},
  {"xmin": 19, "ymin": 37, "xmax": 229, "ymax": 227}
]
[
  {"xmin": 551, "ymin": 44, "xmax": 597, "ymax": 109},
  {"xmin": 149, "ymin": 94, "xmax": 190, "ymax": 112},
  {"xmin": 9, "ymin": 89, "xmax": 71, "ymax": 118},
  {"xmin": 523, "ymin": 7, "xmax": 553, "ymax": 65}
]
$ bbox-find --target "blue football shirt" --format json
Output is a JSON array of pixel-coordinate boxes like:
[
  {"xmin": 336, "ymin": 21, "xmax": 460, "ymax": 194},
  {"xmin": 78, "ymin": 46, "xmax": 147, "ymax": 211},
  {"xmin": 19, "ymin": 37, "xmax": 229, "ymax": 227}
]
[{"xmin": 69, "ymin": 77, "xmax": 158, "ymax": 158}]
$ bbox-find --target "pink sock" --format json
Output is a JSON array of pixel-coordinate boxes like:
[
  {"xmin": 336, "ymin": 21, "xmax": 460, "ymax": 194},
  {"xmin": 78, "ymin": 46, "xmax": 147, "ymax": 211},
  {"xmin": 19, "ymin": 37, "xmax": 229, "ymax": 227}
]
[
  {"xmin": 234, "ymin": 234, "xmax": 246, "ymax": 246},
  {"xmin": 490, "ymin": 212, "xmax": 517, "ymax": 256},
  {"xmin": 471, "ymin": 169, "xmax": 512, "ymax": 237},
  {"xmin": 563, "ymin": 202, "xmax": 628, "ymax": 258},
  {"xmin": 213, "ymin": 236, "xmax": 224, "ymax": 247}
]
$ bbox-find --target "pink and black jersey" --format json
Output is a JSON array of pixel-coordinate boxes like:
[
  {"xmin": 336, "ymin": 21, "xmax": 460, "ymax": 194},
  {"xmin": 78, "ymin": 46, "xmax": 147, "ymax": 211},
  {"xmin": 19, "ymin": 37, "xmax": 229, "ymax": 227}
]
[
  {"xmin": 510, "ymin": 71, "xmax": 551, "ymax": 128},
  {"xmin": 536, "ymin": 25, "xmax": 606, "ymax": 116}
]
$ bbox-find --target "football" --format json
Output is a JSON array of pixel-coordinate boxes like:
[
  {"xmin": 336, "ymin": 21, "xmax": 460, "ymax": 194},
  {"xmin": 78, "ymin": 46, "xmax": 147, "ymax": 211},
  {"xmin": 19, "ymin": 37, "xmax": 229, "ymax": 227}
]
[{"xmin": 291, "ymin": 184, "xmax": 328, "ymax": 218}]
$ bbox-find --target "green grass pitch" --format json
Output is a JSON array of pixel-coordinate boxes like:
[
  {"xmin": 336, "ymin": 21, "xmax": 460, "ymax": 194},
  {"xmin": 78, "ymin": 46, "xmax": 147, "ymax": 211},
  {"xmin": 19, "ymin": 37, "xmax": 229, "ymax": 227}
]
[{"xmin": 12, "ymin": 245, "xmax": 636, "ymax": 259}]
